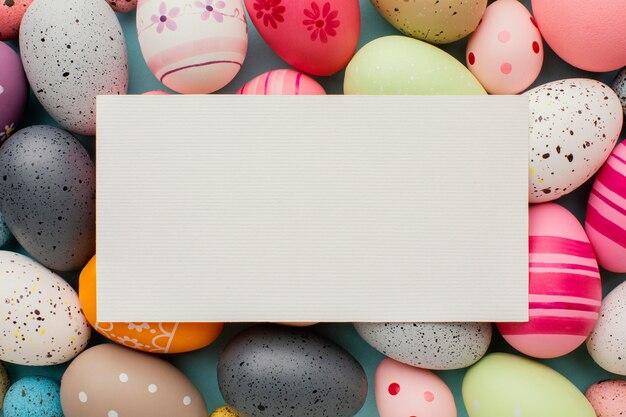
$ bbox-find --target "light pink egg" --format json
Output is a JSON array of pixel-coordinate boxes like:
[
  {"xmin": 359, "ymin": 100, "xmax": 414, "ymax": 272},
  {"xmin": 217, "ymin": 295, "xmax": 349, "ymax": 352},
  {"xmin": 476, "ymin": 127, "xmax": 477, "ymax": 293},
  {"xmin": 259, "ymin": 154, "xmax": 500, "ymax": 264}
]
[
  {"xmin": 136, "ymin": 0, "xmax": 248, "ymax": 94},
  {"xmin": 237, "ymin": 69, "xmax": 325, "ymax": 95},
  {"xmin": 586, "ymin": 142, "xmax": 626, "ymax": 273},
  {"xmin": 497, "ymin": 203, "xmax": 602, "ymax": 358},
  {"xmin": 585, "ymin": 379, "xmax": 626, "ymax": 417},
  {"xmin": 106, "ymin": 0, "xmax": 138, "ymax": 13},
  {"xmin": 375, "ymin": 358, "xmax": 456, "ymax": 417},
  {"xmin": 466, "ymin": 0, "xmax": 542, "ymax": 94},
  {"xmin": 0, "ymin": 0, "xmax": 33, "ymax": 40},
  {"xmin": 531, "ymin": 0, "xmax": 626, "ymax": 72},
  {"xmin": 244, "ymin": 0, "xmax": 360, "ymax": 76},
  {"xmin": 142, "ymin": 90, "xmax": 171, "ymax": 95}
]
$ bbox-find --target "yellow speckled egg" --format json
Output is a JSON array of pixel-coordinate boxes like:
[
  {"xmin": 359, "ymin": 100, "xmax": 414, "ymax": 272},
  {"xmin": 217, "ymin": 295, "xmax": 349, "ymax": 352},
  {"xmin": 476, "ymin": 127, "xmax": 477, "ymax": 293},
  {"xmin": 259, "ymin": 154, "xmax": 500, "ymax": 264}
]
[{"xmin": 210, "ymin": 405, "xmax": 240, "ymax": 417}]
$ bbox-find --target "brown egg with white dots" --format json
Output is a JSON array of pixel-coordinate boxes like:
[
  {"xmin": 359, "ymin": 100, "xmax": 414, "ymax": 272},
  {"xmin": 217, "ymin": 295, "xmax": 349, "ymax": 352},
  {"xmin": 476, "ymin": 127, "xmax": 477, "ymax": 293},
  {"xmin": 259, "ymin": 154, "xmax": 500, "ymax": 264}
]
[{"xmin": 60, "ymin": 343, "xmax": 208, "ymax": 417}]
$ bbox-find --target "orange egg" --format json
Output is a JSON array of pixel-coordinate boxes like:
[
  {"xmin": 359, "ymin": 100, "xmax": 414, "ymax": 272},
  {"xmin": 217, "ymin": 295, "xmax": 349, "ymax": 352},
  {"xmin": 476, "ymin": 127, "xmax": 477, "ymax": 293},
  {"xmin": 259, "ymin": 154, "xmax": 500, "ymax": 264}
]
[{"xmin": 79, "ymin": 256, "xmax": 223, "ymax": 353}]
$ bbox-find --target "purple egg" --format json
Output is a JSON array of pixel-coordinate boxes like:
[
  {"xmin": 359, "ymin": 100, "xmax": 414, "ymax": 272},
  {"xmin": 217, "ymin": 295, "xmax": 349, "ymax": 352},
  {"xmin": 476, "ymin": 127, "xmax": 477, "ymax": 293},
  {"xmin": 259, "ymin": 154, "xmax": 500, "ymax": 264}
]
[{"xmin": 0, "ymin": 41, "xmax": 28, "ymax": 145}]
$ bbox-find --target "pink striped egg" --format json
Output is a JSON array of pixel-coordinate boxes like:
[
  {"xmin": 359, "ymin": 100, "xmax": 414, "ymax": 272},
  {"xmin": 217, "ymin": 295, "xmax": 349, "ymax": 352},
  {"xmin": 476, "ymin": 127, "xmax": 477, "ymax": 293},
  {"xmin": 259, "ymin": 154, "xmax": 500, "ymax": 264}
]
[
  {"xmin": 136, "ymin": 0, "xmax": 248, "ymax": 94},
  {"xmin": 237, "ymin": 69, "xmax": 325, "ymax": 95},
  {"xmin": 497, "ymin": 203, "xmax": 602, "ymax": 358},
  {"xmin": 586, "ymin": 142, "xmax": 626, "ymax": 272}
]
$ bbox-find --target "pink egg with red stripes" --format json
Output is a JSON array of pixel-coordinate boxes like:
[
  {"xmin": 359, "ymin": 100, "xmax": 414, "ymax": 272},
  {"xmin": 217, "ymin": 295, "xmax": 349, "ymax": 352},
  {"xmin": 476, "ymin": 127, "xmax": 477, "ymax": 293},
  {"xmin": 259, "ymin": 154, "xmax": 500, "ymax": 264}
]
[
  {"xmin": 237, "ymin": 69, "xmax": 325, "ymax": 95},
  {"xmin": 586, "ymin": 141, "xmax": 626, "ymax": 272},
  {"xmin": 136, "ymin": 0, "xmax": 248, "ymax": 94},
  {"xmin": 497, "ymin": 203, "xmax": 602, "ymax": 359}
]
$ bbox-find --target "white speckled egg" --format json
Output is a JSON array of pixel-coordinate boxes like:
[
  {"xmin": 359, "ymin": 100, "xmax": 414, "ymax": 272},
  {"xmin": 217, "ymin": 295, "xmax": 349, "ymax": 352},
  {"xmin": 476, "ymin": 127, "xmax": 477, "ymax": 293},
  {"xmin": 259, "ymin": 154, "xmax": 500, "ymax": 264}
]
[
  {"xmin": 587, "ymin": 281, "xmax": 626, "ymax": 376},
  {"xmin": 19, "ymin": 0, "xmax": 128, "ymax": 136},
  {"xmin": 136, "ymin": 0, "xmax": 248, "ymax": 94},
  {"xmin": 0, "ymin": 251, "xmax": 90, "ymax": 366},
  {"xmin": 354, "ymin": 322, "xmax": 492, "ymax": 370},
  {"xmin": 527, "ymin": 79, "xmax": 623, "ymax": 203}
]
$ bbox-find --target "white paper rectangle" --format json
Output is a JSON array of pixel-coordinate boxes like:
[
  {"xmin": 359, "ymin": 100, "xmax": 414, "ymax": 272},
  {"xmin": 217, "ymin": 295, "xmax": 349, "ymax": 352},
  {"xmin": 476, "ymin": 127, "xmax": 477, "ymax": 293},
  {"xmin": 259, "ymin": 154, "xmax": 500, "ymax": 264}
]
[{"xmin": 96, "ymin": 95, "xmax": 529, "ymax": 323}]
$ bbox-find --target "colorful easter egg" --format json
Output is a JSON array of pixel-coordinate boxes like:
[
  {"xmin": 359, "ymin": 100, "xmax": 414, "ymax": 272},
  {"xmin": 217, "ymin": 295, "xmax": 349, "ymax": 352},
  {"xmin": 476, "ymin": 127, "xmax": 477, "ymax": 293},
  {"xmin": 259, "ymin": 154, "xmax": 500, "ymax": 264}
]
[
  {"xmin": 375, "ymin": 358, "xmax": 456, "ymax": 417},
  {"xmin": 60, "ymin": 344, "xmax": 208, "ymax": 417},
  {"xmin": 19, "ymin": 0, "xmax": 128, "ymax": 136},
  {"xmin": 218, "ymin": 324, "xmax": 367, "ymax": 417},
  {"xmin": 527, "ymin": 79, "xmax": 623, "ymax": 203},
  {"xmin": 613, "ymin": 68, "xmax": 626, "ymax": 115},
  {"xmin": 0, "ymin": 363, "xmax": 9, "ymax": 411},
  {"xmin": 210, "ymin": 405, "xmax": 240, "ymax": 417},
  {"xmin": 0, "ymin": 251, "xmax": 90, "ymax": 365},
  {"xmin": 0, "ymin": 126, "xmax": 95, "ymax": 271},
  {"xmin": 344, "ymin": 36, "xmax": 486, "ymax": 95},
  {"xmin": 587, "ymin": 281, "xmax": 626, "ymax": 375},
  {"xmin": 531, "ymin": 0, "xmax": 626, "ymax": 72},
  {"xmin": 137, "ymin": 0, "xmax": 248, "ymax": 94},
  {"xmin": 371, "ymin": 0, "xmax": 486, "ymax": 44},
  {"xmin": 466, "ymin": 0, "xmax": 542, "ymax": 94},
  {"xmin": 463, "ymin": 353, "xmax": 596, "ymax": 417},
  {"xmin": 245, "ymin": 0, "xmax": 360, "ymax": 76},
  {"xmin": 3, "ymin": 376, "xmax": 62, "ymax": 417},
  {"xmin": 80, "ymin": 256, "xmax": 223, "ymax": 353},
  {"xmin": 355, "ymin": 322, "xmax": 492, "ymax": 370},
  {"xmin": 0, "ymin": 0, "xmax": 32, "ymax": 40},
  {"xmin": 0, "ymin": 42, "xmax": 28, "ymax": 146},
  {"xmin": 106, "ymin": 0, "xmax": 138, "ymax": 13},
  {"xmin": 585, "ymin": 141, "xmax": 626, "ymax": 272},
  {"xmin": 143, "ymin": 90, "xmax": 171, "ymax": 95},
  {"xmin": 237, "ymin": 69, "xmax": 325, "ymax": 95},
  {"xmin": 585, "ymin": 379, "xmax": 626, "ymax": 417},
  {"xmin": 497, "ymin": 203, "xmax": 602, "ymax": 358}
]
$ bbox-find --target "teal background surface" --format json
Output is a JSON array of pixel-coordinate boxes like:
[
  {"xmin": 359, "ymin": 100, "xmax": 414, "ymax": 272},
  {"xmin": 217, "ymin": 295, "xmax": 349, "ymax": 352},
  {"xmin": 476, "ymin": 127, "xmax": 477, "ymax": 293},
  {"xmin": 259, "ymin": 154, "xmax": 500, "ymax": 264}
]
[{"xmin": 4, "ymin": 0, "xmax": 626, "ymax": 416}]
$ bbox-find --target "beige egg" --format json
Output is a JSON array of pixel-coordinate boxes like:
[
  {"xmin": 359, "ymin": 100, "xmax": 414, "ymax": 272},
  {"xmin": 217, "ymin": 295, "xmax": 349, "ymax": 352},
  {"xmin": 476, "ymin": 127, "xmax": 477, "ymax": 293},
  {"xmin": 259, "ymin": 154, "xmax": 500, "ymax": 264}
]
[
  {"xmin": 60, "ymin": 344, "xmax": 208, "ymax": 417},
  {"xmin": 371, "ymin": 0, "xmax": 487, "ymax": 44}
]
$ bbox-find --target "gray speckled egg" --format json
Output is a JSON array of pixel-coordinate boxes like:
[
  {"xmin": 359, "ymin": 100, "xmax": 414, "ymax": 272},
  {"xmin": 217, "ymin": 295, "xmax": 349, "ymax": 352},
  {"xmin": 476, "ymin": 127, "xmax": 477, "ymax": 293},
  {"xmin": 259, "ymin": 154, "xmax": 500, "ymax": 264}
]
[
  {"xmin": 527, "ymin": 79, "xmax": 623, "ymax": 203},
  {"xmin": 0, "ymin": 362, "xmax": 10, "ymax": 410},
  {"xmin": 18, "ymin": 0, "xmax": 128, "ymax": 136},
  {"xmin": 218, "ymin": 324, "xmax": 367, "ymax": 417},
  {"xmin": 0, "ymin": 125, "xmax": 95, "ymax": 271},
  {"xmin": 0, "ymin": 251, "xmax": 90, "ymax": 365},
  {"xmin": 587, "ymin": 281, "xmax": 626, "ymax": 376},
  {"xmin": 354, "ymin": 322, "xmax": 492, "ymax": 370},
  {"xmin": 613, "ymin": 68, "xmax": 626, "ymax": 115}
]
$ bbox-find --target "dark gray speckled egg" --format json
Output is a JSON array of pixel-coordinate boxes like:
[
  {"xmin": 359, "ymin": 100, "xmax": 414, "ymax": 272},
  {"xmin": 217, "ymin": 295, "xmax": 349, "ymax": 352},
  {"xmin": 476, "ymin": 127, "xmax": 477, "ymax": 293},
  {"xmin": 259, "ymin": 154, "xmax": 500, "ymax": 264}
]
[
  {"xmin": 354, "ymin": 322, "xmax": 492, "ymax": 370},
  {"xmin": 0, "ymin": 125, "xmax": 95, "ymax": 271},
  {"xmin": 18, "ymin": 0, "xmax": 128, "ymax": 136},
  {"xmin": 218, "ymin": 324, "xmax": 368, "ymax": 417},
  {"xmin": 613, "ymin": 68, "xmax": 626, "ymax": 115}
]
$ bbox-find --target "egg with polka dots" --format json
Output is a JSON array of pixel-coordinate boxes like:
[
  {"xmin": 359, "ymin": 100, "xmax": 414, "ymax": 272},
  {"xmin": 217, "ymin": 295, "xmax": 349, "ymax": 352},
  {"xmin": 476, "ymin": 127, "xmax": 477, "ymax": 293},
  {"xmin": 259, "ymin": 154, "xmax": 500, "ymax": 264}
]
[
  {"xmin": 19, "ymin": 0, "xmax": 128, "ymax": 136},
  {"xmin": 60, "ymin": 343, "xmax": 208, "ymax": 417},
  {"xmin": 466, "ymin": 0, "xmax": 543, "ymax": 94},
  {"xmin": 375, "ymin": 358, "xmax": 456, "ymax": 417},
  {"xmin": 0, "ymin": 251, "xmax": 90, "ymax": 366},
  {"xmin": 3, "ymin": 376, "xmax": 63, "ymax": 417},
  {"xmin": 586, "ymin": 281, "xmax": 626, "ymax": 376},
  {"xmin": 527, "ymin": 78, "xmax": 623, "ymax": 203}
]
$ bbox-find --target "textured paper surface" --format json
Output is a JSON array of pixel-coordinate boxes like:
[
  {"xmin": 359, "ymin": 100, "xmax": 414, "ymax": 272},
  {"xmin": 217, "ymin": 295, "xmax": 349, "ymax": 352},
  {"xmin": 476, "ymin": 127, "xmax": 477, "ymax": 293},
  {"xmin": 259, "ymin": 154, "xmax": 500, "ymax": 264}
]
[{"xmin": 96, "ymin": 95, "xmax": 529, "ymax": 322}]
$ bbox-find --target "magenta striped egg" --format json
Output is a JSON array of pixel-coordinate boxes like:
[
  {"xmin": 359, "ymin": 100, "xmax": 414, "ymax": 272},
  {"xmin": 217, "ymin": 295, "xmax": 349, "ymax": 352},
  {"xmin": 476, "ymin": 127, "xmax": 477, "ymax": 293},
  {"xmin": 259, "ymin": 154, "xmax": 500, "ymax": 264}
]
[
  {"xmin": 237, "ymin": 69, "xmax": 325, "ymax": 95},
  {"xmin": 136, "ymin": 0, "xmax": 248, "ymax": 94},
  {"xmin": 585, "ymin": 141, "xmax": 626, "ymax": 272},
  {"xmin": 497, "ymin": 203, "xmax": 602, "ymax": 358}
]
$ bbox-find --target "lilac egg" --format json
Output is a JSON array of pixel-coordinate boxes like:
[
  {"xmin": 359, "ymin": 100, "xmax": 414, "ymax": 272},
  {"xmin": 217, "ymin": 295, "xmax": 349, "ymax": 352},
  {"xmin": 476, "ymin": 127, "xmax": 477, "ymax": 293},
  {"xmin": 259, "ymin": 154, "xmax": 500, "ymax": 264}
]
[{"xmin": 0, "ymin": 41, "xmax": 28, "ymax": 146}]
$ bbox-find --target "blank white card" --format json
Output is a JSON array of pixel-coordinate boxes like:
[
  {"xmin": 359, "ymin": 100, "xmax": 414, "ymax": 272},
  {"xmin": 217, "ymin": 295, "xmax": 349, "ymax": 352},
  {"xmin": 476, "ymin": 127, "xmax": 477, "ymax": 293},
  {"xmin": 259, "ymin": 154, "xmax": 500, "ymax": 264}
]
[{"xmin": 96, "ymin": 95, "xmax": 529, "ymax": 323}]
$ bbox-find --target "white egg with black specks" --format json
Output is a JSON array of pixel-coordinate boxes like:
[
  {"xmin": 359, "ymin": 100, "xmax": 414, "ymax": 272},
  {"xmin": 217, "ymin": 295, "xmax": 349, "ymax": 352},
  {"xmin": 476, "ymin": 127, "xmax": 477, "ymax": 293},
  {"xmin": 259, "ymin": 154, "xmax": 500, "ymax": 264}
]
[
  {"xmin": 354, "ymin": 322, "xmax": 492, "ymax": 370},
  {"xmin": 527, "ymin": 78, "xmax": 623, "ymax": 203},
  {"xmin": 0, "ymin": 251, "xmax": 90, "ymax": 366},
  {"xmin": 19, "ymin": 0, "xmax": 128, "ymax": 136},
  {"xmin": 587, "ymin": 281, "xmax": 626, "ymax": 376}
]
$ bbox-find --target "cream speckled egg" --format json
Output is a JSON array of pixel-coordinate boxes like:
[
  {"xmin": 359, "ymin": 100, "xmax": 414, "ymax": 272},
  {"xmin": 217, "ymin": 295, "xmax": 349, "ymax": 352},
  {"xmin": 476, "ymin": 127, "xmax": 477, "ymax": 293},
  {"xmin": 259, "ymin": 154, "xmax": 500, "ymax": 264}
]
[
  {"xmin": 137, "ymin": 0, "xmax": 248, "ymax": 94},
  {"xmin": 527, "ymin": 79, "xmax": 623, "ymax": 203},
  {"xmin": 0, "ymin": 251, "xmax": 90, "ymax": 366}
]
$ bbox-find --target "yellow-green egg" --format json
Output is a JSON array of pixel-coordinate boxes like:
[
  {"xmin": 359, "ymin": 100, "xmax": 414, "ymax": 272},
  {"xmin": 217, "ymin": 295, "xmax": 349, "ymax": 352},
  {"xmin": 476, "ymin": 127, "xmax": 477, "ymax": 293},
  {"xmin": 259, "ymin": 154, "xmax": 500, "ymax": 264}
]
[
  {"xmin": 344, "ymin": 36, "xmax": 486, "ymax": 95},
  {"xmin": 462, "ymin": 353, "xmax": 596, "ymax": 417}
]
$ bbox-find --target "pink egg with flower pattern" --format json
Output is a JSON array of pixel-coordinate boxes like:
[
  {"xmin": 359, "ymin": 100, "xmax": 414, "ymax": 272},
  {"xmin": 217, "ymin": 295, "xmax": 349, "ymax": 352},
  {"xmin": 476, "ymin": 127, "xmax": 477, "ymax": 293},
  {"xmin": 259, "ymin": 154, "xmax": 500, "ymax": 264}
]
[
  {"xmin": 375, "ymin": 358, "xmax": 456, "ymax": 417},
  {"xmin": 497, "ymin": 203, "xmax": 602, "ymax": 359},
  {"xmin": 466, "ymin": 0, "xmax": 542, "ymax": 94},
  {"xmin": 0, "ymin": 0, "xmax": 33, "ymax": 40},
  {"xmin": 585, "ymin": 141, "xmax": 626, "ymax": 272},
  {"xmin": 137, "ymin": 0, "xmax": 248, "ymax": 94},
  {"xmin": 237, "ymin": 69, "xmax": 325, "ymax": 95},
  {"xmin": 244, "ymin": 0, "xmax": 360, "ymax": 76}
]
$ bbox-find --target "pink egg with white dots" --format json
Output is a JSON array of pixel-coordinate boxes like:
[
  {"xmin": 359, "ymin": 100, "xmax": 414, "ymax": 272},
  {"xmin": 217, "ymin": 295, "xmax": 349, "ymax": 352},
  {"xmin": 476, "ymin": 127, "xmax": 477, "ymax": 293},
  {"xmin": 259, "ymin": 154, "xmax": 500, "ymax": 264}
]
[
  {"xmin": 375, "ymin": 358, "xmax": 456, "ymax": 417},
  {"xmin": 466, "ymin": 0, "xmax": 543, "ymax": 94}
]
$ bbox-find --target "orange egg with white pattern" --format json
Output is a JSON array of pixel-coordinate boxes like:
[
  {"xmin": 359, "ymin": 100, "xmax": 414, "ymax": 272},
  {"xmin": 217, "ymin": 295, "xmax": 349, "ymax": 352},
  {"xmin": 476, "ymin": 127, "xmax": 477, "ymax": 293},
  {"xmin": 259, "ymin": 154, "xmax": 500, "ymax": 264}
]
[{"xmin": 79, "ymin": 256, "xmax": 223, "ymax": 354}]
